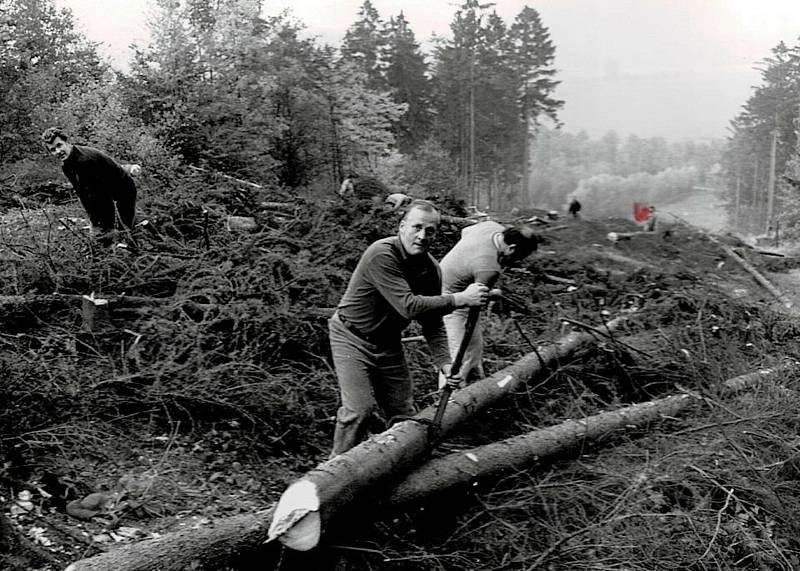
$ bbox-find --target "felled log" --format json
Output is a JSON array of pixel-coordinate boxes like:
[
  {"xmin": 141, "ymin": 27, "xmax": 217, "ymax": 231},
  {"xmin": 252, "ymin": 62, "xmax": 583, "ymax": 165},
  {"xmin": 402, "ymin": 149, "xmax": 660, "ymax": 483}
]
[
  {"xmin": 65, "ymin": 510, "xmax": 278, "ymax": 571},
  {"xmin": 542, "ymin": 273, "xmax": 576, "ymax": 286},
  {"xmin": 441, "ymin": 214, "xmax": 478, "ymax": 226},
  {"xmin": 267, "ymin": 317, "xmax": 625, "ymax": 551},
  {"xmin": 388, "ymin": 365, "xmax": 791, "ymax": 505},
  {"xmin": 65, "ymin": 320, "xmax": 619, "ymax": 570},
  {"xmin": 67, "ymin": 350, "xmax": 787, "ymax": 571},
  {"xmin": 260, "ymin": 201, "xmax": 296, "ymax": 213},
  {"xmin": 719, "ymin": 244, "xmax": 793, "ymax": 309},
  {"xmin": 187, "ymin": 165, "xmax": 263, "ymax": 189},
  {"xmin": 225, "ymin": 215, "xmax": 257, "ymax": 232}
]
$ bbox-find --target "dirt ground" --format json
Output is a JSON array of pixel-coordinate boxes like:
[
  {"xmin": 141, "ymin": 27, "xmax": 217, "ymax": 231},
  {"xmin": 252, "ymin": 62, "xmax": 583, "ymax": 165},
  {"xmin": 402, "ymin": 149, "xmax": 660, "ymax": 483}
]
[{"xmin": 4, "ymin": 195, "xmax": 800, "ymax": 570}]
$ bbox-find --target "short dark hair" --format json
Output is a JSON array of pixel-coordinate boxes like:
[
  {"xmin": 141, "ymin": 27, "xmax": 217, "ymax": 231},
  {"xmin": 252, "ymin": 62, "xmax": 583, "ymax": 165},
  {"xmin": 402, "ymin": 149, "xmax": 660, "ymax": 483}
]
[
  {"xmin": 503, "ymin": 224, "xmax": 540, "ymax": 259},
  {"xmin": 41, "ymin": 127, "xmax": 69, "ymax": 146}
]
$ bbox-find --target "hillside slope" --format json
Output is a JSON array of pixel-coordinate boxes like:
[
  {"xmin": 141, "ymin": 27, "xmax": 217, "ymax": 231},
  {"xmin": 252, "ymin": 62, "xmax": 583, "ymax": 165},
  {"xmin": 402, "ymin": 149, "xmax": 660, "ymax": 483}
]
[{"xmin": 3, "ymin": 195, "xmax": 800, "ymax": 570}]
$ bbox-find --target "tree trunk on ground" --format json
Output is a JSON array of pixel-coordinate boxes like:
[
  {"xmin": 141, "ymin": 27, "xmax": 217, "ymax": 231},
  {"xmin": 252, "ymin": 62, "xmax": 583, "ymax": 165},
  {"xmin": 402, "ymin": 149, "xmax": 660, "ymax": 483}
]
[
  {"xmin": 387, "ymin": 365, "xmax": 791, "ymax": 505},
  {"xmin": 65, "ymin": 510, "xmax": 277, "ymax": 571},
  {"xmin": 441, "ymin": 214, "xmax": 479, "ymax": 226},
  {"xmin": 267, "ymin": 318, "xmax": 625, "ymax": 551},
  {"xmin": 718, "ymin": 243, "xmax": 793, "ymax": 309},
  {"xmin": 66, "ymin": 320, "xmax": 620, "ymax": 570},
  {"xmin": 65, "ymin": 357, "xmax": 790, "ymax": 570}
]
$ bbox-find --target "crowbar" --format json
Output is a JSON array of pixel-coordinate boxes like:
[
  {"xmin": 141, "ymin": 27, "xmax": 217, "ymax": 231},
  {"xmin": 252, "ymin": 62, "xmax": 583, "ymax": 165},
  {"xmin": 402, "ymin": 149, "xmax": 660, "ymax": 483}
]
[{"xmin": 431, "ymin": 288, "xmax": 501, "ymax": 435}]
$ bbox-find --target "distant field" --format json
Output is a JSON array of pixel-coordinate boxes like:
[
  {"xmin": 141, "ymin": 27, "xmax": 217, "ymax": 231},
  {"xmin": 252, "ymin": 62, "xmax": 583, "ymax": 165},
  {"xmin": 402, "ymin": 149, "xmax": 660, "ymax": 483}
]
[{"xmin": 660, "ymin": 190, "xmax": 728, "ymax": 232}]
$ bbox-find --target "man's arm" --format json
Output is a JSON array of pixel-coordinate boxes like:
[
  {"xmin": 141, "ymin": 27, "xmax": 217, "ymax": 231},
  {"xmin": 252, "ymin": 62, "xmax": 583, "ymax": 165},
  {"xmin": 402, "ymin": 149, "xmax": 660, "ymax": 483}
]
[
  {"xmin": 366, "ymin": 249, "xmax": 457, "ymax": 320},
  {"xmin": 63, "ymin": 167, "xmax": 101, "ymax": 227}
]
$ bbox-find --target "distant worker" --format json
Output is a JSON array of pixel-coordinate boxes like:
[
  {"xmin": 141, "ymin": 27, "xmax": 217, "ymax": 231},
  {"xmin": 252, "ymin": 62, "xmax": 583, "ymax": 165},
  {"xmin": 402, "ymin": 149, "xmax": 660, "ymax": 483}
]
[
  {"xmin": 438, "ymin": 221, "xmax": 540, "ymax": 387},
  {"xmin": 633, "ymin": 202, "xmax": 651, "ymax": 228},
  {"xmin": 328, "ymin": 200, "xmax": 489, "ymax": 456},
  {"xmin": 645, "ymin": 205, "xmax": 657, "ymax": 232},
  {"xmin": 338, "ymin": 172, "xmax": 359, "ymax": 197},
  {"xmin": 568, "ymin": 198, "xmax": 582, "ymax": 219},
  {"xmin": 42, "ymin": 128, "xmax": 137, "ymax": 240},
  {"xmin": 384, "ymin": 193, "xmax": 412, "ymax": 211}
]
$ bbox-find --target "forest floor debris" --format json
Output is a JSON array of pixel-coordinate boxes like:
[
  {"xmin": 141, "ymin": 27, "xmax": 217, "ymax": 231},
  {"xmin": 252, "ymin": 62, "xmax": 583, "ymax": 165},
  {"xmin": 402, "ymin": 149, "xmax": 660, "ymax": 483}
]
[{"xmin": 3, "ymin": 187, "xmax": 800, "ymax": 570}]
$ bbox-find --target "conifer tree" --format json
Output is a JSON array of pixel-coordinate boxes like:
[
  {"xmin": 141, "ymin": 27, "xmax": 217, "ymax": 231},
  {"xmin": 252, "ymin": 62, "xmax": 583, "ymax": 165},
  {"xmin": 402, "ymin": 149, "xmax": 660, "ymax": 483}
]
[
  {"xmin": 383, "ymin": 12, "xmax": 432, "ymax": 153},
  {"xmin": 341, "ymin": 0, "xmax": 386, "ymax": 90},
  {"xmin": 508, "ymin": 6, "xmax": 562, "ymax": 203}
]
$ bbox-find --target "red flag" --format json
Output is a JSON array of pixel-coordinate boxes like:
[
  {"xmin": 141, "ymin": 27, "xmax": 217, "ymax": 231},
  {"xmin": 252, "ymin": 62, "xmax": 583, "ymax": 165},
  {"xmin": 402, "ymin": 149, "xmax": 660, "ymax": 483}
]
[{"xmin": 633, "ymin": 202, "xmax": 652, "ymax": 223}]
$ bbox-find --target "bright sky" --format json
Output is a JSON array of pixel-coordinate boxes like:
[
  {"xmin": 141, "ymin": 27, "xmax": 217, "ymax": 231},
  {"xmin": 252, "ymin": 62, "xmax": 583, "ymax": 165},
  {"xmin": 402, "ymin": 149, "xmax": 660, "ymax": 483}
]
[{"xmin": 55, "ymin": 0, "xmax": 800, "ymax": 141}]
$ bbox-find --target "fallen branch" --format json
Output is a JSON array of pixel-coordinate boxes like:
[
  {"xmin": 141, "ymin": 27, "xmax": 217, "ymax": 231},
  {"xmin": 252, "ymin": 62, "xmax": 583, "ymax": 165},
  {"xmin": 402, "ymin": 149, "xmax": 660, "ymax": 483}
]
[
  {"xmin": 542, "ymin": 273, "xmax": 577, "ymax": 286},
  {"xmin": 756, "ymin": 250, "xmax": 785, "ymax": 258},
  {"xmin": 559, "ymin": 316, "xmax": 653, "ymax": 358}
]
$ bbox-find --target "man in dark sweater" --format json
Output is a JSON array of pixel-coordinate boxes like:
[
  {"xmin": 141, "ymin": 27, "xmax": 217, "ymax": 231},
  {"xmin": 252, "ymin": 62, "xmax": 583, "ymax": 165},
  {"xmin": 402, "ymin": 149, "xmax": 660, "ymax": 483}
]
[
  {"xmin": 41, "ymin": 127, "xmax": 137, "ymax": 237},
  {"xmin": 328, "ymin": 199, "xmax": 488, "ymax": 456}
]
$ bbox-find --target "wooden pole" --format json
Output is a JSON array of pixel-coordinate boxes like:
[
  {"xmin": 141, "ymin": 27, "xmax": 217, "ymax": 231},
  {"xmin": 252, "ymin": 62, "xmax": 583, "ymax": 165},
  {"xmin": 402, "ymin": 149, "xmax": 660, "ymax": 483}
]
[{"xmin": 765, "ymin": 126, "xmax": 778, "ymax": 234}]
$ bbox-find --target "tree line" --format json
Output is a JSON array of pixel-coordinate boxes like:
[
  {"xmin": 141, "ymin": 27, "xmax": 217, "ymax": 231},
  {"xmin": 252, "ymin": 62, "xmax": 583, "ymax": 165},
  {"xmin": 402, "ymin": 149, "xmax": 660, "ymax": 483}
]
[
  {"xmin": 2, "ymin": 0, "xmax": 725, "ymax": 214},
  {"xmin": 723, "ymin": 39, "xmax": 800, "ymax": 237}
]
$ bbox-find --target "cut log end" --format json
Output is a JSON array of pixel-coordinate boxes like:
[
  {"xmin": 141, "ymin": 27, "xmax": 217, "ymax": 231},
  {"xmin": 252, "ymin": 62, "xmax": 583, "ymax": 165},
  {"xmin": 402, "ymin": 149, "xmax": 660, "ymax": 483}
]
[{"xmin": 268, "ymin": 479, "xmax": 322, "ymax": 551}]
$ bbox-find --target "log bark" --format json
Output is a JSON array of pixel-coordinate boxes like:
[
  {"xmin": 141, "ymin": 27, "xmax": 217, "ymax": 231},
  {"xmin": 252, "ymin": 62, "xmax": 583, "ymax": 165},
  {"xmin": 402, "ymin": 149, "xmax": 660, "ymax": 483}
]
[
  {"xmin": 225, "ymin": 215, "xmax": 257, "ymax": 232},
  {"xmin": 65, "ymin": 321, "xmax": 617, "ymax": 570},
  {"xmin": 187, "ymin": 165, "xmax": 263, "ymax": 189},
  {"xmin": 65, "ymin": 357, "xmax": 789, "ymax": 570},
  {"xmin": 387, "ymin": 365, "xmax": 790, "ymax": 505},
  {"xmin": 65, "ymin": 510, "xmax": 277, "ymax": 571},
  {"xmin": 267, "ymin": 318, "xmax": 625, "ymax": 551},
  {"xmin": 718, "ymin": 244, "xmax": 793, "ymax": 309},
  {"xmin": 441, "ymin": 214, "xmax": 479, "ymax": 226}
]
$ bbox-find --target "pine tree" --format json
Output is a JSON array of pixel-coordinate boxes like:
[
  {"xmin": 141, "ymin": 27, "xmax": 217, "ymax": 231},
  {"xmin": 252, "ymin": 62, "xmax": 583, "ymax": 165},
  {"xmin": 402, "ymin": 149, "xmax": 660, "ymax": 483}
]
[
  {"xmin": 431, "ymin": 0, "xmax": 497, "ymax": 204},
  {"xmin": 383, "ymin": 12, "xmax": 431, "ymax": 153},
  {"xmin": 723, "ymin": 41, "xmax": 800, "ymax": 234},
  {"xmin": 508, "ymin": 6, "xmax": 562, "ymax": 204},
  {"xmin": 341, "ymin": 0, "xmax": 386, "ymax": 90}
]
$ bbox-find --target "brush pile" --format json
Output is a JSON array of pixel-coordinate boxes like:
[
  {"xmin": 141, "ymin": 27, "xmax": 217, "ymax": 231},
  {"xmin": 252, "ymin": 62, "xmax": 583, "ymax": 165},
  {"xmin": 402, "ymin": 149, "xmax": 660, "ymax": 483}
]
[{"xmin": 3, "ymin": 170, "xmax": 800, "ymax": 570}]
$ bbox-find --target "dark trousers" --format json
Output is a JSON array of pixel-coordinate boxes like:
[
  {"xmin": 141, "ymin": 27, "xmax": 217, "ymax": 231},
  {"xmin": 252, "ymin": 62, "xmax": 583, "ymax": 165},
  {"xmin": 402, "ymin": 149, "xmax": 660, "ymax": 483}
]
[{"xmin": 328, "ymin": 314, "xmax": 415, "ymax": 457}]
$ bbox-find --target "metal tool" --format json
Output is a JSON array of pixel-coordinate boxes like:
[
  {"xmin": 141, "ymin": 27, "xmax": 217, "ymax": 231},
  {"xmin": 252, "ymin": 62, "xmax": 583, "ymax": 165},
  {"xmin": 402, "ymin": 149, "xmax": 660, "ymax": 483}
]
[
  {"xmin": 431, "ymin": 306, "xmax": 480, "ymax": 433},
  {"xmin": 431, "ymin": 287, "xmax": 501, "ymax": 435}
]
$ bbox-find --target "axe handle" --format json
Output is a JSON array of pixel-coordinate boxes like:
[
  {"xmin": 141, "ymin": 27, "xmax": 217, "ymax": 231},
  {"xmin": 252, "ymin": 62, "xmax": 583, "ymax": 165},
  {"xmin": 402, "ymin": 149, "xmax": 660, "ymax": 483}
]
[{"xmin": 432, "ymin": 306, "xmax": 481, "ymax": 428}]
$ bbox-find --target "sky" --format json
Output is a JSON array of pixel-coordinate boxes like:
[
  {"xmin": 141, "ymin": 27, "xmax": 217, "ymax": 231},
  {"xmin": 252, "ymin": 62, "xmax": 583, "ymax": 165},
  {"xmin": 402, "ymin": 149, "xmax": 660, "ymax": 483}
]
[{"xmin": 54, "ymin": 0, "xmax": 800, "ymax": 142}]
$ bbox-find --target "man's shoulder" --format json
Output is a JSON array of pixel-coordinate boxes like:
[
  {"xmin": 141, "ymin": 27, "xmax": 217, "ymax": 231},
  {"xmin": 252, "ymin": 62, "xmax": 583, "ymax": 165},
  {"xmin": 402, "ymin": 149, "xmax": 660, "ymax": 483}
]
[
  {"xmin": 71, "ymin": 145, "xmax": 107, "ymax": 163},
  {"xmin": 453, "ymin": 221, "xmax": 503, "ymax": 251},
  {"xmin": 360, "ymin": 237, "xmax": 399, "ymax": 263}
]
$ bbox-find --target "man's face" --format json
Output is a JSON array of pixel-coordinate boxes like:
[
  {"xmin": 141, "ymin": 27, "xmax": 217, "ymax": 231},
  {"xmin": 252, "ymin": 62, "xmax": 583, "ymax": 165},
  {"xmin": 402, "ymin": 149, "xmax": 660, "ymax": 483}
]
[
  {"xmin": 46, "ymin": 137, "xmax": 72, "ymax": 163},
  {"xmin": 399, "ymin": 207, "xmax": 439, "ymax": 256}
]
